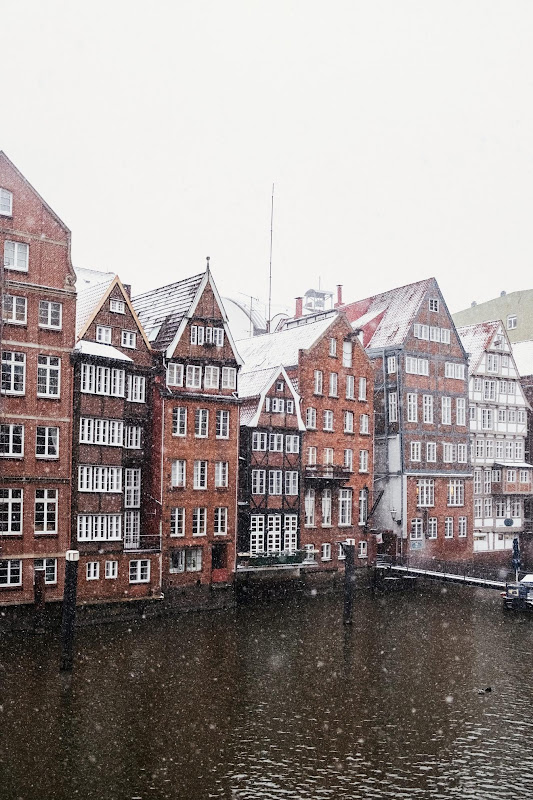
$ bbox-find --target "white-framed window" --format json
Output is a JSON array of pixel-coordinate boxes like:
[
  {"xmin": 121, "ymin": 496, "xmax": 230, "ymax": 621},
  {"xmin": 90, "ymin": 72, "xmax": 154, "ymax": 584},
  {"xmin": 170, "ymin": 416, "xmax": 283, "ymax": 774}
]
[
  {"xmin": 388, "ymin": 392, "xmax": 398, "ymax": 423},
  {"xmin": 171, "ymin": 459, "xmax": 186, "ymax": 488},
  {"xmin": 77, "ymin": 515, "xmax": 121, "ymax": 541},
  {"xmin": 86, "ymin": 562, "xmax": 100, "ymax": 581},
  {"xmin": 39, "ymin": 301, "xmax": 62, "ymax": 330},
  {"xmin": 171, "ymin": 507, "xmax": 185, "ymax": 537},
  {"xmin": 346, "ymin": 375, "xmax": 355, "ymax": 399},
  {"xmin": 215, "ymin": 461, "xmax": 228, "ymax": 488},
  {"xmin": 344, "ymin": 448, "xmax": 353, "ymax": 471},
  {"xmin": 360, "ymin": 414, "xmax": 369, "ymax": 434},
  {"xmin": 458, "ymin": 517, "xmax": 467, "ymax": 537},
  {"xmin": 0, "ymin": 424, "xmax": 24, "ymax": 457},
  {"xmin": 457, "ymin": 444, "xmax": 467, "ymax": 463},
  {"xmin": 195, "ymin": 408, "xmax": 209, "ymax": 437},
  {"xmin": 105, "ymin": 560, "xmax": 118, "ymax": 579},
  {"xmin": 344, "ymin": 411, "xmax": 354, "ymax": 433},
  {"xmin": 34, "ymin": 558, "xmax": 57, "ymax": 584},
  {"xmin": 429, "ymin": 298, "xmax": 439, "ymax": 312},
  {"xmin": 285, "ymin": 434, "xmax": 299, "ymax": 453},
  {"xmin": 306, "ymin": 407, "xmax": 317, "ymax": 429},
  {"xmin": 456, "ymin": 398, "xmax": 466, "ymax": 426},
  {"xmin": 322, "ymin": 488, "xmax": 332, "ymax": 526},
  {"xmin": 324, "ymin": 447, "xmax": 334, "ymax": 465},
  {"xmin": 36, "ymin": 425, "xmax": 59, "ymax": 458},
  {"xmin": 1, "ymin": 351, "xmax": 25, "ymax": 395},
  {"xmin": 286, "ymin": 399, "xmax": 294, "ymax": 414},
  {"xmin": 423, "ymin": 395, "xmax": 433, "ymax": 424},
  {"xmin": 191, "ymin": 325, "xmax": 204, "ymax": 345},
  {"xmin": 405, "ymin": 357, "xmax": 429, "ymax": 375},
  {"xmin": 407, "ymin": 393, "xmax": 418, "ymax": 423},
  {"xmin": 329, "ymin": 372, "xmax": 338, "ymax": 397},
  {"xmin": 172, "ymin": 407, "xmax": 187, "ymax": 437},
  {"xmin": 307, "ymin": 446, "xmax": 317, "ymax": 465},
  {"xmin": 2, "ymin": 294, "xmax": 27, "ymax": 325},
  {"xmin": 342, "ymin": 340, "xmax": 353, "ymax": 367},
  {"xmin": 271, "ymin": 397, "xmax": 285, "ymax": 413},
  {"xmin": 285, "ymin": 471, "xmax": 299, "ymax": 496},
  {"xmin": 387, "ymin": 356, "xmax": 397, "ymax": 374},
  {"xmin": 221, "ymin": 367, "xmax": 237, "ymax": 390},
  {"xmin": 445, "ymin": 517, "xmax": 454, "ymax": 538},
  {"xmin": 359, "ymin": 449, "xmax": 369, "ymax": 473},
  {"xmin": 359, "ymin": 488, "xmax": 368, "ymax": 527},
  {"xmin": 487, "ymin": 353, "xmax": 500, "ymax": 373},
  {"xmin": 481, "ymin": 408, "xmax": 494, "ymax": 430},
  {"xmin": 411, "ymin": 519, "xmax": 423, "ymax": 540},
  {"xmin": 170, "ymin": 548, "xmax": 202, "ymax": 573},
  {"xmin": 321, "ymin": 542, "xmax": 332, "ymax": 561},
  {"xmin": 192, "ymin": 507, "xmax": 207, "ymax": 536},
  {"xmin": 447, "ymin": 479, "xmax": 464, "ymax": 506},
  {"xmin": 193, "ymin": 460, "xmax": 208, "ymax": 489},
  {"xmin": 266, "ymin": 516, "xmax": 282, "ymax": 553},
  {"xmin": 329, "ymin": 337, "xmax": 337, "ymax": 357},
  {"xmin": 284, "ymin": 515, "xmax": 297, "ymax": 553},
  {"xmin": 428, "ymin": 517, "xmax": 437, "ymax": 539},
  {"xmin": 250, "ymin": 515, "xmax": 265, "ymax": 554},
  {"xmin": 305, "ymin": 489, "xmax": 315, "ymax": 526},
  {"xmin": 37, "ymin": 355, "xmax": 61, "ymax": 397},
  {"xmin": 0, "ymin": 559, "xmax": 22, "ymax": 586},
  {"xmin": 4, "ymin": 240, "xmax": 29, "ymax": 271},
  {"xmin": 417, "ymin": 479, "xmax": 434, "ymax": 507},
  {"xmin": 81, "ymin": 364, "xmax": 125, "ymax": 397},
  {"xmin": 186, "ymin": 365, "xmax": 202, "ymax": 388},
  {"xmin": 124, "ymin": 468, "xmax": 141, "ymax": 508},
  {"xmin": 520, "ymin": 469, "xmax": 530, "ymax": 484},
  {"xmin": 443, "ymin": 443, "xmax": 455, "ymax": 463},
  {"xmin": 121, "ymin": 330, "xmax": 136, "ymax": 349},
  {"xmin": 445, "ymin": 362, "xmax": 465, "ymax": 380},
  {"xmin": 359, "ymin": 377, "xmax": 367, "ymax": 401},
  {"xmin": 96, "ymin": 325, "xmax": 112, "ymax": 344},
  {"xmin": 216, "ymin": 410, "xmax": 229, "ymax": 438},
  {"xmin": 252, "ymin": 469, "xmax": 266, "ymax": 494},
  {"xmin": 410, "ymin": 441, "xmax": 421, "ymax": 462},
  {"xmin": 34, "ymin": 489, "xmax": 57, "ymax": 534},
  {"xmin": 204, "ymin": 365, "xmax": 220, "ymax": 389},
  {"xmin": 167, "ymin": 363, "xmax": 184, "ymax": 386},
  {"xmin": 110, "ymin": 299, "xmax": 125, "ymax": 313},
  {"xmin": 507, "ymin": 315, "xmax": 517, "ymax": 330},
  {"xmin": 484, "ymin": 469, "xmax": 492, "ymax": 494},
  {"xmin": 269, "ymin": 470, "xmax": 283, "ymax": 495},
  {"xmin": 129, "ymin": 559, "xmax": 150, "ymax": 583},
  {"xmin": 358, "ymin": 541, "xmax": 368, "ymax": 559},
  {"xmin": 269, "ymin": 433, "xmax": 283, "ymax": 452},
  {"xmin": 339, "ymin": 488, "xmax": 352, "ymax": 526},
  {"xmin": 337, "ymin": 543, "xmax": 346, "ymax": 560},
  {"xmin": 214, "ymin": 507, "xmax": 228, "ymax": 535},
  {"xmin": 483, "ymin": 497, "xmax": 493, "ymax": 518},
  {"xmin": 323, "ymin": 410, "xmax": 334, "ymax": 431},
  {"xmin": 314, "ymin": 370, "xmax": 323, "ymax": 395},
  {"xmin": 78, "ymin": 466, "xmax": 122, "ymax": 493},
  {"xmin": 0, "ymin": 187, "xmax": 13, "ymax": 216},
  {"xmin": 127, "ymin": 374, "xmax": 146, "ymax": 403},
  {"xmin": 252, "ymin": 431, "xmax": 267, "ymax": 451},
  {"xmin": 414, "ymin": 323, "xmax": 429, "ymax": 340},
  {"xmin": 426, "ymin": 442, "xmax": 436, "ymax": 462},
  {"xmin": 79, "ymin": 417, "xmax": 123, "ymax": 446},
  {"xmin": 124, "ymin": 511, "xmax": 141, "ymax": 548},
  {"xmin": 0, "ymin": 489, "xmax": 23, "ymax": 534}
]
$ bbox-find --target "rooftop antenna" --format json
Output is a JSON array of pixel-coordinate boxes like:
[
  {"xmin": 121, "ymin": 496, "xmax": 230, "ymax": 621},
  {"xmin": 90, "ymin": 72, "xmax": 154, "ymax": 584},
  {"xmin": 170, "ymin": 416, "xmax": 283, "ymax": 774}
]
[
  {"xmin": 267, "ymin": 184, "xmax": 274, "ymax": 332},
  {"xmin": 206, "ymin": 255, "xmax": 210, "ymax": 272}
]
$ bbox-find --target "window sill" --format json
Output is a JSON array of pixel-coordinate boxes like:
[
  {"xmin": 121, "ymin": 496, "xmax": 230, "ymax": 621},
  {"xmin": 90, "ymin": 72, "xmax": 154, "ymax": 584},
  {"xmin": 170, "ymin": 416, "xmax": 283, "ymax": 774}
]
[
  {"xmin": 39, "ymin": 325, "xmax": 62, "ymax": 332},
  {"xmin": 0, "ymin": 454, "xmax": 24, "ymax": 459}
]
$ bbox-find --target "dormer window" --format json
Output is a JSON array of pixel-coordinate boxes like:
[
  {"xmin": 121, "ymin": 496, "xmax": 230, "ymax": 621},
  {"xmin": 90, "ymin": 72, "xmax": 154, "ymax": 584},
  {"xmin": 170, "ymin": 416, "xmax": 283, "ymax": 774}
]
[
  {"xmin": 276, "ymin": 380, "xmax": 284, "ymax": 391},
  {"xmin": 429, "ymin": 298, "xmax": 439, "ymax": 312},
  {"xmin": 0, "ymin": 187, "xmax": 13, "ymax": 216},
  {"xmin": 191, "ymin": 325, "xmax": 204, "ymax": 345},
  {"xmin": 110, "ymin": 299, "xmax": 125, "ymax": 314}
]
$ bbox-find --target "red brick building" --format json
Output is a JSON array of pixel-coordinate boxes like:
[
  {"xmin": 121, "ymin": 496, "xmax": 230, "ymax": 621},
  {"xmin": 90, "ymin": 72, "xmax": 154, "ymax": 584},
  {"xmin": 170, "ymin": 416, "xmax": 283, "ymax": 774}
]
[
  {"xmin": 71, "ymin": 271, "xmax": 161, "ymax": 602},
  {"xmin": 339, "ymin": 278, "xmax": 473, "ymax": 562},
  {"xmin": 133, "ymin": 265, "xmax": 241, "ymax": 592},
  {"xmin": 237, "ymin": 310, "xmax": 375, "ymax": 572},
  {"xmin": 0, "ymin": 152, "xmax": 76, "ymax": 603},
  {"xmin": 236, "ymin": 365, "xmax": 306, "ymax": 569}
]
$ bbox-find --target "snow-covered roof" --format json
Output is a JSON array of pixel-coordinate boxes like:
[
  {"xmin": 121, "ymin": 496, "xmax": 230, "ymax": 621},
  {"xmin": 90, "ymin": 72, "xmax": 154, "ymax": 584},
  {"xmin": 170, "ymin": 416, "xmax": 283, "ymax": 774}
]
[
  {"xmin": 457, "ymin": 321, "xmax": 501, "ymax": 374},
  {"xmin": 237, "ymin": 314, "xmax": 338, "ymax": 373},
  {"xmin": 132, "ymin": 273, "xmax": 204, "ymax": 351},
  {"xmin": 512, "ymin": 341, "xmax": 533, "ymax": 377},
  {"xmin": 237, "ymin": 364, "xmax": 305, "ymax": 430},
  {"xmin": 341, "ymin": 278, "xmax": 435, "ymax": 348},
  {"xmin": 74, "ymin": 340, "xmax": 133, "ymax": 362},
  {"xmin": 238, "ymin": 367, "xmax": 282, "ymax": 399},
  {"xmin": 75, "ymin": 268, "xmax": 116, "ymax": 336}
]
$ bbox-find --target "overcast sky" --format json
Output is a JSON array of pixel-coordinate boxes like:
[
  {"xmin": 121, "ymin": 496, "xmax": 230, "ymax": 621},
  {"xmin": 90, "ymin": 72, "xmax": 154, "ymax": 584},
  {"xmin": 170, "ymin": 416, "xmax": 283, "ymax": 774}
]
[{"xmin": 3, "ymin": 1, "xmax": 533, "ymax": 319}]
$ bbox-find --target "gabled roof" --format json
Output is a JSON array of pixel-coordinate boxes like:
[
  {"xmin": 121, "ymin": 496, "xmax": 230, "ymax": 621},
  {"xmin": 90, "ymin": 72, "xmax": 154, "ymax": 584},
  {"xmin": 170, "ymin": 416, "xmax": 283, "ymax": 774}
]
[
  {"xmin": 237, "ymin": 314, "xmax": 340, "ymax": 373},
  {"xmin": 132, "ymin": 273, "xmax": 204, "ymax": 350},
  {"xmin": 0, "ymin": 151, "xmax": 71, "ymax": 233},
  {"xmin": 457, "ymin": 320, "xmax": 501, "ymax": 374},
  {"xmin": 341, "ymin": 278, "xmax": 436, "ymax": 349},
  {"xmin": 238, "ymin": 365, "xmax": 305, "ymax": 430}
]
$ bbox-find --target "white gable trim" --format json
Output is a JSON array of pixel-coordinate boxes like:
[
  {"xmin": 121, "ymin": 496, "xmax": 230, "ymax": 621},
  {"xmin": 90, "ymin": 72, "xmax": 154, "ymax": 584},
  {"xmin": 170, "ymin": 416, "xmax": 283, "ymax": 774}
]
[{"xmin": 248, "ymin": 365, "xmax": 305, "ymax": 430}]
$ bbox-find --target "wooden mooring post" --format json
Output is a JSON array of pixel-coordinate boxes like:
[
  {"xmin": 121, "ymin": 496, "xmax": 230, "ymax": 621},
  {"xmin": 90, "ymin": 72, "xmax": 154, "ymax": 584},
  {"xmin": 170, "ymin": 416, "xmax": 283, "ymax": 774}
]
[
  {"xmin": 343, "ymin": 542, "xmax": 356, "ymax": 625},
  {"xmin": 59, "ymin": 550, "xmax": 79, "ymax": 672}
]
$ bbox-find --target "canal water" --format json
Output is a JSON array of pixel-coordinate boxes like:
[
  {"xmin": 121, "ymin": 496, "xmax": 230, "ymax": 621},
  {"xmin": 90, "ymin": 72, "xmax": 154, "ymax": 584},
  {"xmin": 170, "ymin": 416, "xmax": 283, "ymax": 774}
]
[{"xmin": 1, "ymin": 582, "xmax": 532, "ymax": 800}]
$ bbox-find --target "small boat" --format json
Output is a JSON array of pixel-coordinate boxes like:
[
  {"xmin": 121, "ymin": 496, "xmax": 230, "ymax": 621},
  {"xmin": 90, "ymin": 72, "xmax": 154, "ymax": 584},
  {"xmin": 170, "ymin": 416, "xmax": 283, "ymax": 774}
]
[{"xmin": 502, "ymin": 573, "xmax": 533, "ymax": 610}]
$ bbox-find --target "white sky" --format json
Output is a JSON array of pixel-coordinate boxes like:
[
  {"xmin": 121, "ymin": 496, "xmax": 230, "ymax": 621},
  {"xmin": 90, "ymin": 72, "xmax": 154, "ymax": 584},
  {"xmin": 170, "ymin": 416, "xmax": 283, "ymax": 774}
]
[{"xmin": 3, "ymin": 1, "xmax": 533, "ymax": 318}]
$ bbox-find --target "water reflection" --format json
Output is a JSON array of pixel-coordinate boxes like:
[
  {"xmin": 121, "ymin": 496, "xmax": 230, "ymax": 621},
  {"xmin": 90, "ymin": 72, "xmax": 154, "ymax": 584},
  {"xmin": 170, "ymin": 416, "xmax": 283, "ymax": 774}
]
[{"xmin": 1, "ymin": 583, "xmax": 532, "ymax": 799}]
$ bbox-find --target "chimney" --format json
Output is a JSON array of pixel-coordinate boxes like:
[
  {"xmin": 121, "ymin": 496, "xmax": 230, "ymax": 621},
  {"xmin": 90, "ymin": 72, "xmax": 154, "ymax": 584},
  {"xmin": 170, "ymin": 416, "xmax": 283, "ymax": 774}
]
[
  {"xmin": 335, "ymin": 285, "xmax": 343, "ymax": 307},
  {"xmin": 295, "ymin": 296, "xmax": 303, "ymax": 317},
  {"xmin": 471, "ymin": 301, "xmax": 477, "ymax": 307},
  {"xmin": 123, "ymin": 284, "xmax": 132, "ymax": 298},
  {"xmin": 500, "ymin": 290, "xmax": 506, "ymax": 297}
]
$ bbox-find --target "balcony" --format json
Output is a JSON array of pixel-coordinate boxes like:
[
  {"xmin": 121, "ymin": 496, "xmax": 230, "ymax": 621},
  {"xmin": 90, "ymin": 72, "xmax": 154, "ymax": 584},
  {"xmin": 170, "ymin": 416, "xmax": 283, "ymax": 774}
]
[
  {"xmin": 124, "ymin": 533, "xmax": 162, "ymax": 553},
  {"xmin": 237, "ymin": 549, "xmax": 310, "ymax": 571},
  {"xmin": 303, "ymin": 465, "xmax": 352, "ymax": 488}
]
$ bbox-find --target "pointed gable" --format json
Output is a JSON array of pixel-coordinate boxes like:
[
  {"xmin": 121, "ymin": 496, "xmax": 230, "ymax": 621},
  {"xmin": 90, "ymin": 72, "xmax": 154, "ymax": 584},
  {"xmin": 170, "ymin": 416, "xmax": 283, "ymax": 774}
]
[
  {"xmin": 457, "ymin": 320, "xmax": 502, "ymax": 374},
  {"xmin": 238, "ymin": 365, "xmax": 305, "ymax": 430}
]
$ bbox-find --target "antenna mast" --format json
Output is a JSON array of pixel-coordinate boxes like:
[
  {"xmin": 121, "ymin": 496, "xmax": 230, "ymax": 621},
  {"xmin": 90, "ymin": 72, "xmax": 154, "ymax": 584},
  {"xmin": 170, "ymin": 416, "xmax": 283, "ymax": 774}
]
[{"xmin": 267, "ymin": 183, "xmax": 274, "ymax": 332}]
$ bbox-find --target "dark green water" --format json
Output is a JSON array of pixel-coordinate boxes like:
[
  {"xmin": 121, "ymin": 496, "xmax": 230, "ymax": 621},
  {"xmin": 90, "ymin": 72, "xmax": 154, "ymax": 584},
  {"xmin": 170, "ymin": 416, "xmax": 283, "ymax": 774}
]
[{"xmin": 1, "ymin": 583, "xmax": 531, "ymax": 800}]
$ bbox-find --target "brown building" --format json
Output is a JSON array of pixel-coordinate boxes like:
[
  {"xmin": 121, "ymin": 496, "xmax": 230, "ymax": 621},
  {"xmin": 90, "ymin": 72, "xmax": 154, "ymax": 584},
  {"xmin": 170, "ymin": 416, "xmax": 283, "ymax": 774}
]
[
  {"xmin": 0, "ymin": 152, "xmax": 76, "ymax": 603},
  {"xmin": 71, "ymin": 270, "xmax": 160, "ymax": 602},
  {"xmin": 339, "ymin": 278, "xmax": 472, "ymax": 562},
  {"xmin": 237, "ymin": 310, "xmax": 375, "ymax": 572},
  {"xmin": 133, "ymin": 265, "xmax": 242, "ymax": 594}
]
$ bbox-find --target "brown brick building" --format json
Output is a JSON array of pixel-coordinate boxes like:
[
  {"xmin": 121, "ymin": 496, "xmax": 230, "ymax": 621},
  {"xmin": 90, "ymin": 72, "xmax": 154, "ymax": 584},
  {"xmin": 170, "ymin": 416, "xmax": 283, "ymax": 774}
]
[
  {"xmin": 133, "ymin": 265, "xmax": 241, "ymax": 592},
  {"xmin": 339, "ymin": 278, "xmax": 472, "ymax": 562},
  {"xmin": 0, "ymin": 152, "xmax": 76, "ymax": 603},
  {"xmin": 71, "ymin": 271, "xmax": 161, "ymax": 602},
  {"xmin": 237, "ymin": 310, "xmax": 375, "ymax": 572}
]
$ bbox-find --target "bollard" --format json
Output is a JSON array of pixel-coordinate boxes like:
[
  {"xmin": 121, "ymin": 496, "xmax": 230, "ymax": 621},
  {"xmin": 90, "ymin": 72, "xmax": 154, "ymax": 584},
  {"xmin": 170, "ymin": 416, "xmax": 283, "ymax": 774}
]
[
  {"xmin": 343, "ymin": 543, "xmax": 356, "ymax": 625},
  {"xmin": 60, "ymin": 550, "xmax": 79, "ymax": 672},
  {"xmin": 33, "ymin": 568, "xmax": 46, "ymax": 632}
]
